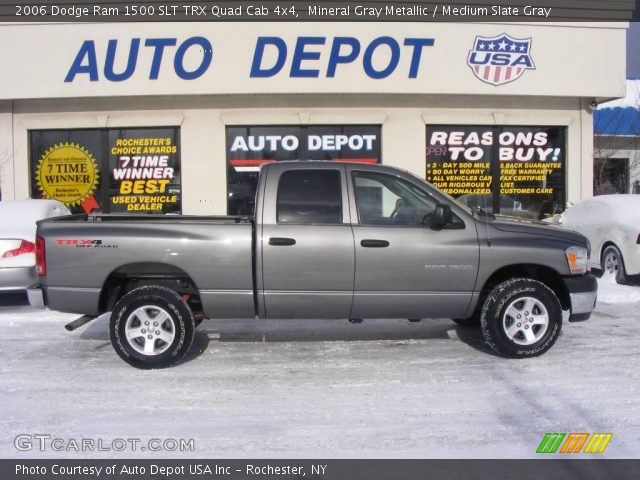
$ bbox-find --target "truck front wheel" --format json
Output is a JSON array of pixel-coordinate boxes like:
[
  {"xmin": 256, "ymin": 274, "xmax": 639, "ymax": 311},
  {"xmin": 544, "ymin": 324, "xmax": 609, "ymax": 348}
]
[
  {"xmin": 480, "ymin": 278, "xmax": 562, "ymax": 358},
  {"xmin": 110, "ymin": 285, "xmax": 195, "ymax": 369}
]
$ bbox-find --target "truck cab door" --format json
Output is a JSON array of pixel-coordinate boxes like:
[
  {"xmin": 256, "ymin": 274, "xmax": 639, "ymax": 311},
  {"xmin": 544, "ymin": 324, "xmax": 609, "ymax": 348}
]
[
  {"xmin": 346, "ymin": 166, "xmax": 480, "ymax": 319},
  {"xmin": 257, "ymin": 163, "xmax": 355, "ymax": 318}
]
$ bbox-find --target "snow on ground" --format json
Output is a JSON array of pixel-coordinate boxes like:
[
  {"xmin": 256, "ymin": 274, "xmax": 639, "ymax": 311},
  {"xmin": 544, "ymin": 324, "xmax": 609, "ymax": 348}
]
[
  {"xmin": 0, "ymin": 278, "xmax": 639, "ymax": 459},
  {"xmin": 597, "ymin": 275, "xmax": 640, "ymax": 305}
]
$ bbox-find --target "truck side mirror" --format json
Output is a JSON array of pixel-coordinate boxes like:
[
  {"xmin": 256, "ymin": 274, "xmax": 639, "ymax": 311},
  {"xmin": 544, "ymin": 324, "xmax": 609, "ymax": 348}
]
[{"xmin": 431, "ymin": 204, "xmax": 453, "ymax": 229}]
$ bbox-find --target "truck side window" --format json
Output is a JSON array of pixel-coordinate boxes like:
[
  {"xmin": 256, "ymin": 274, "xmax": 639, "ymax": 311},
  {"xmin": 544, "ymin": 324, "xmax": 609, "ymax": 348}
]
[
  {"xmin": 277, "ymin": 170, "xmax": 343, "ymax": 224},
  {"xmin": 353, "ymin": 171, "xmax": 439, "ymax": 226}
]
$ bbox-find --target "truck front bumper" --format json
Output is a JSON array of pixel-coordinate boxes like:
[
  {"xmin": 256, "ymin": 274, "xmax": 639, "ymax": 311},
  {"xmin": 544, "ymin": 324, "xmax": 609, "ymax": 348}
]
[
  {"xmin": 563, "ymin": 273, "xmax": 597, "ymax": 322},
  {"xmin": 27, "ymin": 284, "xmax": 46, "ymax": 309}
]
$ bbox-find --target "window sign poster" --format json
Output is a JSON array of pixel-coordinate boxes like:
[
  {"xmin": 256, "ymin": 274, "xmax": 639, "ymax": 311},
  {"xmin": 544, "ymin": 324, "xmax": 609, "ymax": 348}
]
[
  {"xmin": 108, "ymin": 128, "xmax": 181, "ymax": 214},
  {"xmin": 31, "ymin": 128, "xmax": 181, "ymax": 215},
  {"xmin": 226, "ymin": 125, "xmax": 381, "ymax": 215},
  {"xmin": 35, "ymin": 142, "xmax": 100, "ymax": 210},
  {"xmin": 425, "ymin": 126, "xmax": 494, "ymax": 196},
  {"xmin": 30, "ymin": 130, "xmax": 103, "ymax": 214},
  {"xmin": 497, "ymin": 127, "xmax": 564, "ymax": 205},
  {"xmin": 426, "ymin": 125, "xmax": 566, "ymax": 219}
]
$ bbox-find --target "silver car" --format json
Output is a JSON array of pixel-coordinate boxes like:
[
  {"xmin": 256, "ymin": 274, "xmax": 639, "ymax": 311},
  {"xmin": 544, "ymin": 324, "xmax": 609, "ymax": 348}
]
[{"xmin": 0, "ymin": 199, "xmax": 70, "ymax": 291}]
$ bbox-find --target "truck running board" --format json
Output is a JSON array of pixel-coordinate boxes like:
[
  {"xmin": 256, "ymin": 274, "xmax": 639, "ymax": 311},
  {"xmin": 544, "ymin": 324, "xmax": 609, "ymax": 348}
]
[{"xmin": 65, "ymin": 315, "xmax": 98, "ymax": 332}]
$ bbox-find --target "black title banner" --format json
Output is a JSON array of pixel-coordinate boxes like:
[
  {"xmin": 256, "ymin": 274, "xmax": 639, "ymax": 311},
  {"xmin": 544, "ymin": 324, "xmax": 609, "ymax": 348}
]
[
  {"xmin": 4, "ymin": 459, "xmax": 640, "ymax": 480},
  {"xmin": 2, "ymin": 0, "xmax": 639, "ymax": 22}
]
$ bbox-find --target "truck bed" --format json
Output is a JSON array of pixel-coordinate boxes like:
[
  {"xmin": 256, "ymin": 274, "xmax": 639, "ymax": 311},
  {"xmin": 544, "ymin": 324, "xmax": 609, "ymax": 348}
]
[{"xmin": 37, "ymin": 214, "xmax": 255, "ymax": 318}]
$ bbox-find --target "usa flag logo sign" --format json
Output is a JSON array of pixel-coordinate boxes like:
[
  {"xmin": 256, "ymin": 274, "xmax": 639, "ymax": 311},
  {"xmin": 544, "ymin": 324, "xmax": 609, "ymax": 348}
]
[{"xmin": 467, "ymin": 34, "xmax": 535, "ymax": 86}]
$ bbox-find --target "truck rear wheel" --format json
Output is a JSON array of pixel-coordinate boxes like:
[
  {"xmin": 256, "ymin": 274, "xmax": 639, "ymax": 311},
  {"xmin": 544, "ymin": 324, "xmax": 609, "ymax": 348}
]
[
  {"xmin": 480, "ymin": 278, "xmax": 562, "ymax": 358},
  {"xmin": 110, "ymin": 285, "xmax": 195, "ymax": 369}
]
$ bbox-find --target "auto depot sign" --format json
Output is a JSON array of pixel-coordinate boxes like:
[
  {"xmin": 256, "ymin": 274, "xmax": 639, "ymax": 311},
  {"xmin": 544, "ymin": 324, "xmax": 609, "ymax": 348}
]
[
  {"xmin": 0, "ymin": 22, "xmax": 625, "ymax": 99},
  {"xmin": 63, "ymin": 35, "xmax": 434, "ymax": 82}
]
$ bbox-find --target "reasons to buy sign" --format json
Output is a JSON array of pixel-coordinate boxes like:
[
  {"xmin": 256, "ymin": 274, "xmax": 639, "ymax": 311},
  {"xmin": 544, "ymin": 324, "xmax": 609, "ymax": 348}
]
[
  {"xmin": 35, "ymin": 142, "xmax": 100, "ymax": 209},
  {"xmin": 109, "ymin": 130, "xmax": 181, "ymax": 213},
  {"xmin": 426, "ymin": 125, "xmax": 565, "ymax": 218}
]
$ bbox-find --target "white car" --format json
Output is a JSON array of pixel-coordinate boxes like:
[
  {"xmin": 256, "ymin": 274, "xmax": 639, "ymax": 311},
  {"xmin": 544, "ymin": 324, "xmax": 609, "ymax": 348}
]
[
  {"xmin": 561, "ymin": 194, "xmax": 640, "ymax": 283},
  {"xmin": 0, "ymin": 199, "xmax": 70, "ymax": 291}
]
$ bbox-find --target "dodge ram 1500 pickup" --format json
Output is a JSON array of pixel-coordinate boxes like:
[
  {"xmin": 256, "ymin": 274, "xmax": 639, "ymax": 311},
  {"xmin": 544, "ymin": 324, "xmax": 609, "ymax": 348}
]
[{"xmin": 29, "ymin": 161, "xmax": 597, "ymax": 368}]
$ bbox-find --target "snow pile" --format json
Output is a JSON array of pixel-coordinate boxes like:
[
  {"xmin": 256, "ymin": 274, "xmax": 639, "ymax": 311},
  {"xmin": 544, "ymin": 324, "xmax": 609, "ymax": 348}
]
[
  {"xmin": 564, "ymin": 194, "xmax": 640, "ymax": 228},
  {"xmin": 597, "ymin": 276, "xmax": 640, "ymax": 304},
  {"xmin": 0, "ymin": 199, "xmax": 69, "ymax": 239},
  {"xmin": 598, "ymin": 79, "xmax": 640, "ymax": 109},
  {"xmin": 592, "ymin": 195, "xmax": 640, "ymax": 224},
  {"xmin": 594, "ymin": 79, "xmax": 640, "ymax": 136}
]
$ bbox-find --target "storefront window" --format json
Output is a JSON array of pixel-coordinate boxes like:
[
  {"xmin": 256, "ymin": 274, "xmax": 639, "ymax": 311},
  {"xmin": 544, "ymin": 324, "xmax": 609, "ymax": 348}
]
[
  {"xmin": 30, "ymin": 127, "xmax": 181, "ymax": 214},
  {"xmin": 108, "ymin": 128, "xmax": 181, "ymax": 214},
  {"xmin": 425, "ymin": 125, "xmax": 565, "ymax": 219},
  {"xmin": 594, "ymin": 158, "xmax": 629, "ymax": 194},
  {"xmin": 226, "ymin": 125, "xmax": 381, "ymax": 215}
]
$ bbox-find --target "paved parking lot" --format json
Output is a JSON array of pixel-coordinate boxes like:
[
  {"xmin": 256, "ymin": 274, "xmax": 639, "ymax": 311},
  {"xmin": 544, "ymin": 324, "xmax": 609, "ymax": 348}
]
[{"xmin": 1, "ymin": 279, "xmax": 639, "ymax": 458}]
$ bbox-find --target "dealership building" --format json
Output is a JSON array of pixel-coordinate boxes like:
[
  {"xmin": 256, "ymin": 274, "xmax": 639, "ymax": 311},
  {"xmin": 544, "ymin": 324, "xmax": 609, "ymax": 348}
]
[{"xmin": 0, "ymin": 21, "xmax": 628, "ymax": 219}]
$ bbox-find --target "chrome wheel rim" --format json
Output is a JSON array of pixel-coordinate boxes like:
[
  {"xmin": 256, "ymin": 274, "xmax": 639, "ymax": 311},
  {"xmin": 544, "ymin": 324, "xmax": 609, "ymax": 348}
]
[
  {"xmin": 603, "ymin": 249, "xmax": 620, "ymax": 279},
  {"xmin": 502, "ymin": 297, "xmax": 549, "ymax": 346},
  {"xmin": 124, "ymin": 306, "xmax": 175, "ymax": 356}
]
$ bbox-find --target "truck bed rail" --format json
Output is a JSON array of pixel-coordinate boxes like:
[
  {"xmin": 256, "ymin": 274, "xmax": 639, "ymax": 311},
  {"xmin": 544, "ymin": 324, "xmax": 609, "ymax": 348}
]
[{"xmin": 45, "ymin": 213, "xmax": 253, "ymax": 225}]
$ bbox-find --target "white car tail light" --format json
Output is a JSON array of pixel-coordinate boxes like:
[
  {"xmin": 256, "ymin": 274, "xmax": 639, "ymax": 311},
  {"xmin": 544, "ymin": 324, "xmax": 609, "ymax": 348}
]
[{"xmin": 1, "ymin": 239, "xmax": 35, "ymax": 258}]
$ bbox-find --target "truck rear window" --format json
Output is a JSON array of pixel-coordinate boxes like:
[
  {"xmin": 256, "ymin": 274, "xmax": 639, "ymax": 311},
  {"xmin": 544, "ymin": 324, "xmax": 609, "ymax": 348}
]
[{"xmin": 277, "ymin": 170, "xmax": 342, "ymax": 224}]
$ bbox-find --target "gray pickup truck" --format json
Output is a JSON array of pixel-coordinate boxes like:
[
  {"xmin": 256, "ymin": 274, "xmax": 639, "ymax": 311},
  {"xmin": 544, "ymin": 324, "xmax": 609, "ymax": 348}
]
[{"xmin": 29, "ymin": 161, "xmax": 597, "ymax": 368}]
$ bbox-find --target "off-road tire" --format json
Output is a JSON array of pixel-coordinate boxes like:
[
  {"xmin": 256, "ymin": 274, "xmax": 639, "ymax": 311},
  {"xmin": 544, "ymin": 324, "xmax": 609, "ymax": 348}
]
[
  {"xmin": 110, "ymin": 285, "xmax": 195, "ymax": 369},
  {"xmin": 480, "ymin": 278, "xmax": 562, "ymax": 358}
]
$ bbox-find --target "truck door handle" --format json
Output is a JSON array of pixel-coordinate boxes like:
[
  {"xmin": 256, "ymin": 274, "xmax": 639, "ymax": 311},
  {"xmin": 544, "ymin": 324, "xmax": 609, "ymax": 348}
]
[
  {"xmin": 360, "ymin": 239, "xmax": 390, "ymax": 248},
  {"xmin": 269, "ymin": 237, "xmax": 296, "ymax": 246}
]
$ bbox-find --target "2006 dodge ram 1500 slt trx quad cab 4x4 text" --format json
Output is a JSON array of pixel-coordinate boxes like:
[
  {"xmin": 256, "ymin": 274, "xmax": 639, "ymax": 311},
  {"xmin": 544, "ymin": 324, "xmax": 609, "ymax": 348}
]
[{"xmin": 28, "ymin": 162, "xmax": 597, "ymax": 368}]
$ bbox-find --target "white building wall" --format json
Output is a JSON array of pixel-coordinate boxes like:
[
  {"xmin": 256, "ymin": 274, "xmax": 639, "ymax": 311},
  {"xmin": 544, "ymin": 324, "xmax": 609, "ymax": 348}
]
[
  {"xmin": 0, "ymin": 101, "xmax": 14, "ymax": 200},
  {"xmin": 0, "ymin": 22, "xmax": 627, "ymax": 100},
  {"xmin": 9, "ymin": 94, "xmax": 590, "ymax": 214},
  {"xmin": 0, "ymin": 21, "xmax": 626, "ymax": 211}
]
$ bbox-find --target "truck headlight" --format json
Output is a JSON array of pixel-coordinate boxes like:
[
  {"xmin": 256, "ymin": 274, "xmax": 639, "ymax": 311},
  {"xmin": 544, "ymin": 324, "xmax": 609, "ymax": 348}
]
[{"xmin": 565, "ymin": 246, "xmax": 590, "ymax": 274}]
